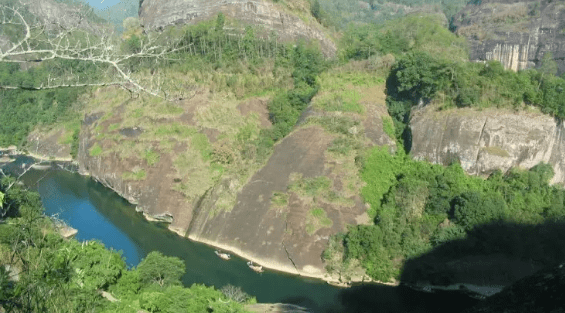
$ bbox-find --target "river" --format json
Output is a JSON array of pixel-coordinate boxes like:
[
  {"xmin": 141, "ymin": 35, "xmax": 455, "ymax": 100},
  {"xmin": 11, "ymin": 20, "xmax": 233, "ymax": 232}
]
[{"xmin": 2, "ymin": 157, "xmax": 480, "ymax": 313}]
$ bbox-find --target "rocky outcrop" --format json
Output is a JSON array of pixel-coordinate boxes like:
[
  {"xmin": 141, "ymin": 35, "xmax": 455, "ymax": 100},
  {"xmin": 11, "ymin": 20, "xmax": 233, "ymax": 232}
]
[
  {"xmin": 452, "ymin": 0, "xmax": 565, "ymax": 74},
  {"xmin": 138, "ymin": 0, "xmax": 337, "ymax": 57},
  {"xmin": 188, "ymin": 125, "xmax": 368, "ymax": 278},
  {"xmin": 20, "ymin": 0, "xmax": 110, "ymax": 36},
  {"xmin": 410, "ymin": 105, "xmax": 565, "ymax": 184}
]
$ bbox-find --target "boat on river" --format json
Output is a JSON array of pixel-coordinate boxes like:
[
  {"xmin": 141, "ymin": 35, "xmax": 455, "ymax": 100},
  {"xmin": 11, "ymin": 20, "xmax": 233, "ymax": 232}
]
[
  {"xmin": 214, "ymin": 250, "xmax": 231, "ymax": 260},
  {"xmin": 327, "ymin": 280, "xmax": 351, "ymax": 288},
  {"xmin": 247, "ymin": 261, "xmax": 263, "ymax": 273}
]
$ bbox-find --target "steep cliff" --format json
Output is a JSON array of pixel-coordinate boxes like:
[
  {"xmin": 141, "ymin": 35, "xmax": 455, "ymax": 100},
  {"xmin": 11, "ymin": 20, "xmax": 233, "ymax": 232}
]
[
  {"xmin": 138, "ymin": 0, "xmax": 337, "ymax": 57},
  {"xmin": 410, "ymin": 105, "xmax": 565, "ymax": 184},
  {"xmin": 76, "ymin": 71, "xmax": 394, "ymax": 279},
  {"xmin": 452, "ymin": 0, "xmax": 565, "ymax": 74}
]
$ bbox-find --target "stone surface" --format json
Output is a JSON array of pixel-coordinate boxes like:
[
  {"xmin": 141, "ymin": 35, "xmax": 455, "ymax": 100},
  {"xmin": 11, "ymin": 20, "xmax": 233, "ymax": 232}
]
[
  {"xmin": 138, "ymin": 0, "xmax": 337, "ymax": 57},
  {"xmin": 188, "ymin": 125, "xmax": 367, "ymax": 277},
  {"xmin": 410, "ymin": 105, "xmax": 565, "ymax": 185},
  {"xmin": 21, "ymin": 0, "xmax": 110, "ymax": 36},
  {"xmin": 452, "ymin": 0, "xmax": 565, "ymax": 74}
]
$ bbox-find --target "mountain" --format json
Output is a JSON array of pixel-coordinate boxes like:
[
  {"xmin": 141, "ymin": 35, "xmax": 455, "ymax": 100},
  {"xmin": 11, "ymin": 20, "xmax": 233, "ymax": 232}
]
[{"xmin": 452, "ymin": 0, "xmax": 565, "ymax": 75}]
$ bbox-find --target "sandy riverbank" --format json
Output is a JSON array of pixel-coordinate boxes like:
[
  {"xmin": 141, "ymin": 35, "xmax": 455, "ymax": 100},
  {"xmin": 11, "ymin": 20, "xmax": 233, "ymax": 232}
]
[
  {"xmin": 186, "ymin": 234, "xmax": 399, "ymax": 287},
  {"xmin": 0, "ymin": 147, "xmax": 73, "ymax": 163}
]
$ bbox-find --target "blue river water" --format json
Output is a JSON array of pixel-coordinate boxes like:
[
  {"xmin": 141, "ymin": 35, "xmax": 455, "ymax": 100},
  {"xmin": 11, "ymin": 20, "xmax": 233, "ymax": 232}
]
[{"xmin": 3, "ymin": 157, "xmax": 480, "ymax": 313}]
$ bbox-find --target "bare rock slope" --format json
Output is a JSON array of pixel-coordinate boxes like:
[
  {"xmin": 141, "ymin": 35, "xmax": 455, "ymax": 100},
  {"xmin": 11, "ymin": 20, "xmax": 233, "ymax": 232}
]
[
  {"xmin": 77, "ymin": 76, "xmax": 394, "ymax": 279},
  {"xmin": 138, "ymin": 0, "xmax": 337, "ymax": 57},
  {"xmin": 452, "ymin": 0, "xmax": 565, "ymax": 74},
  {"xmin": 410, "ymin": 105, "xmax": 565, "ymax": 184}
]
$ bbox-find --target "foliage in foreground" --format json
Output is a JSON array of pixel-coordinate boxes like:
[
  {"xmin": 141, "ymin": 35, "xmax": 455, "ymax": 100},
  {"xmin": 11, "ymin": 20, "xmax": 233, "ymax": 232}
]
[
  {"xmin": 0, "ymin": 176, "xmax": 253, "ymax": 313},
  {"xmin": 327, "ymin": 147, "xmax": 565, "ymax": 282}
]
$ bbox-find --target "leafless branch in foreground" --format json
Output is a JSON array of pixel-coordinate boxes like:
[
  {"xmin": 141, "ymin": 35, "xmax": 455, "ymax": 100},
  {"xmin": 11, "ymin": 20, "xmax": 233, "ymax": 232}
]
[{"xmin": 0, "ymin": 0, "xmax": 190, "ymax": 101}]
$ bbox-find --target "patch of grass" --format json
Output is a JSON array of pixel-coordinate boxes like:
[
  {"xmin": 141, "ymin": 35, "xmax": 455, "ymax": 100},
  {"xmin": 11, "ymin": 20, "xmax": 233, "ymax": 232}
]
[
  {"xmin": 305, "ymin": 207, "xmax": 333, "ymax": 235},
  {"xmin": 483, "ymin": 146, "xmax": 510, "ymax": 157},
  {"xmin": 271, "ymin": 192, "xmax": 289, "ymax": 206},
  {"xmin": 308, "ymin": 115, "xmax": 360, "ymax": 136},
  {"xmin": 131, "ymin": 108, "xmax": 144, "ymax": 119},
  {"xmin": 122, "ymin": 169, "xmax": 147, "ymax": 181},
  {"xmin": 143, "ymin": 149, "xmax": 160, "ymax": 166},
  {"xmin": 289, "ymin": 175, "xmax": 332, "ymax": 197},
  {"xmin": 152, "ymin": 123, "xmax": 196, "ymax": 138},
  {"xmin": 382, "ymin": 116, "xmax": 395, "ymax": 139},
  {"xmin": 327, "ymin": 136, "xmax": 362, "ymax": 155},
  {"xmin": 89, "ymin": 143, "xmax": 103, "ymax": 157},
  {"xmin": 316, "ymin": 91, "xmax": 364, "ymax": 114},
  {"xmin": 191, "ymin": 133, "xmax": 212, "ymax": 160},
  {"xmin": 108, "ymin": 123, "xmax": 120, "ymax": 132},
  {"xmin": 172, "ymin": 150, "xmax": 214, "ymax": 200}
]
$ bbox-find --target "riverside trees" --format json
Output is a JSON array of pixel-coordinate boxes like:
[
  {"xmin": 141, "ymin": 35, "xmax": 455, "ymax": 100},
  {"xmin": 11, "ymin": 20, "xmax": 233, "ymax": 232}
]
[{"xmin": 0, "ymin": 176, "xmax": 254, "ymax": 312}]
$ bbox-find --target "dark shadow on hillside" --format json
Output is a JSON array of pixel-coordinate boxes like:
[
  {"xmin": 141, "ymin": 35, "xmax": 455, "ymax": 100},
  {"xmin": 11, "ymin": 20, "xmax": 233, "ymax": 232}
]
[
  {"xmin": 327, "ymin": 283, "xmax": 480, "ymax": 313},
  {"xmin": 400, "ymin": 220, "xmax": 565, "ymax": 287}
]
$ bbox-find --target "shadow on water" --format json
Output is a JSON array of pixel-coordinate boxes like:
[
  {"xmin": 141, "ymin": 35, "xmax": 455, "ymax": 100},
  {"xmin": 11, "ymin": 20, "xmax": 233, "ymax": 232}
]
[
  {"xmin": 401, "ymin": 220, "xmax": 565, "ymax": 292},
  {"xmin": 3, "ymin": 160, "xmax": 497, "ymax": 313}
]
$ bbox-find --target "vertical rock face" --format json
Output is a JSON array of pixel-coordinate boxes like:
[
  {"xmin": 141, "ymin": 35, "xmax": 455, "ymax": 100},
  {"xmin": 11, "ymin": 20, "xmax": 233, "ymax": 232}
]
[
  {"xmin": 138, "ymin": 0, "xmax": 337, "ymax": 57},
  {"xmin": 410, "ymin": 106, "xmax": 565, "ymax": 185},
  {"xmin": 452, "ymin": 0, "xmax": 565, "ymax": 74}
]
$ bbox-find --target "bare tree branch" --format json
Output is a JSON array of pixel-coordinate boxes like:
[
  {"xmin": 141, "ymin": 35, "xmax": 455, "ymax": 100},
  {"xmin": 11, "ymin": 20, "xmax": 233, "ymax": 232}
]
[{"xmin": 0, "ymin": 0, "xmax": 191, "ymax": 101}]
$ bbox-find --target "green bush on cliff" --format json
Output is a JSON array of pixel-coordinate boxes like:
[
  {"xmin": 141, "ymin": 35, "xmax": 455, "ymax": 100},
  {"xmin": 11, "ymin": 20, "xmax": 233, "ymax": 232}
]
[
  {"xmin": 385, "ymin": 51, "xmax": 565, "ymax": 148},
  {"xmin": 267, "ymin": 41, "xmax": 326, "ymax": 141},
  {"xmin": 332, "ymin": 145, "xmax": 565, "ymax": 282}
]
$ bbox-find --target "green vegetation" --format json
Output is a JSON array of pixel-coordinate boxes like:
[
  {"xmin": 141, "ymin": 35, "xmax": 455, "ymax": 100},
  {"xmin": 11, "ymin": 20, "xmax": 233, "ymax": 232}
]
[
  {"xmin": 0, "ymin": 61, "xmax": 92, "ymax": 146},
  {"xmin": 122, "ymin": 169, "xmax": 147, "ymax": 181},
  {"xmin": 382, "ymin": 116, "xmax": 395, "ymax": 139},
  {"xmin": 0, "ymin": 176, "xmax": 254, "ymax": 312},
  {"xmin": 328, "ymin": 147, "xmax": 565, "ymax": 282},
  {"xmin": 289, "ymin": 175, "xmax": 332, "ymax": 197},
  {"xmin": 265, "ymin": 42, "xmax": 326, "ymax": 141},
  {"xmin": 386, "ymin": 51, "xmax": 565, "ymax": 148},
  {"xmin": 89, "ymin": 143, "xmax": 103, "ymax": 157},
  {"xmin": 305, "ymin": 207, "xmax": 333, "ymax": 235},
  {"xmin": 339, "ymin": 15, "xmax": 468, "ymax": 63},
  {"xmin": 144, "ymin": 149, "xmax": 161, "ymax": 166},
  {"xmin": 271, "ymin": 191, "xmax": 289, "ymax": 206},
  {"xmin": 319, "ymin": 0, "xmax": 468, "ymax": 28}
]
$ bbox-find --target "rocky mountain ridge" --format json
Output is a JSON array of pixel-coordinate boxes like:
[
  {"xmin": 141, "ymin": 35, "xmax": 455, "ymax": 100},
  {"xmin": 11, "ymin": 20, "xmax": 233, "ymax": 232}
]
[
  {"xmin": 138, "ymin": 0, "xmax": 337, "ymax": 57},
  {"xmin": 452, "ymin": 0, "xmax": 565, "ymax": 74}
]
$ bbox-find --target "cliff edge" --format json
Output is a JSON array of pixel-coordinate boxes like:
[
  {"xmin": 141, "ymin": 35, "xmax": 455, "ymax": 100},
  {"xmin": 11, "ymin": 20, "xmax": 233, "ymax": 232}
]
[
  {"xmin": 410, "ymin": 105, "xmax": 565, "ymax": 185},
  {"xmin": 452, "ymin": 0, "xmax": 565, "ymax": 74}
]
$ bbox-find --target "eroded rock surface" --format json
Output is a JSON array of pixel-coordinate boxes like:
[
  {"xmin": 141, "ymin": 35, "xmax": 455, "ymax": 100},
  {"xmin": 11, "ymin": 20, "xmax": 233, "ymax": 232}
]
[
  {"xmin": 452, "ymin": 0, "xmax": 565, "ymax": 74},
  {"xmin": 189, "ymin": 126, "xmax": 363, "ymax": 276},
  {"xmin": 138, "ymin": 0, "xmax": 337, "ymax": 57},
  {"xmin": 410, "ymin": 106, "xmax": 565, "ymax": 184}
]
